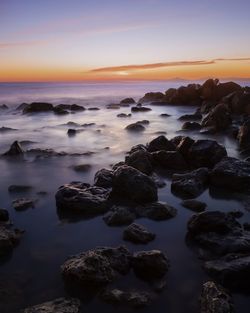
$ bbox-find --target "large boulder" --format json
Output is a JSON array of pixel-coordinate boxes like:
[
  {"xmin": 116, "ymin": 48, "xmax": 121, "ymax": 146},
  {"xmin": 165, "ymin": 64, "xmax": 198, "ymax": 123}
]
[
  {"xmin": 210, "ymin": 157, "xmax": 250, "ymax": 192},
  {"xmin": 171, "ymin": 168, "xmax": 209, "ymax": 198},
  {"xmin": 94, "ymin": 169, "xmax": 113, "ymax": 188},
  {"xmin": 139, "ymin": 92, "xmax": 165, "ymax": 103},
  {"xmin": 225, "ymin": 91, "xmax": 250, "ymax": 114},
  {"xmin": 188, "ymin": 140, "xmax": 227, "ymax": 168},
  {"xmin": 125, "ymin": 123, "xmax": 145, "ymax": 132},
  {"xmin": 3, "ymin": 141, "xmax": 24, "ymax": 156},
  {"xmin": 55, "ymin": 183, "xmax": 110, "ymax": 215},
  {"xmin": 125, "ymin": 150, "xmax": 153, "ymax": 175},
  {"xmin": 22, "ymin": 298, "xmax": 81, "ymax": 313},
  {"xmin": 147, "ymin": 136, "xmax": 176, "ymax": 152},
  {"xmin": 23, "ymin": 102, "xmax": 54, "ymax": 114},
  {"xmin": 123, "ymin": 223, "xmax": 155, "ymax": 244},
  {"xmin": 237, "ymin": 119, "xmax": 250, "ymax": 149},
  {"xmin": 201, "ymin": 103, "xmax": 232, "ymax": 131},
  {"xmin": 0, "ymin": 209, "xmax": 9, "ymax": 222},
  {"xmin": 151, "ymin": 150, "xmax": 188, "ymax": 170},
  {"xmin": 200, "ymin": 281, "xmax": 234, "ymax": 313},
  {"xmin": 200, "ymin": 79, "xmax": 241, "ymax": 101},
  {"xmin": 111, "ymin": 165, "xmax": 158, "ymax": 203},
  {"xmin": 166, "ymin": 84, "xmax": 201, "ymax": 105},
  {"xmin": 176, "ymin": 136, "xmax": 195, "ymax": 158}
]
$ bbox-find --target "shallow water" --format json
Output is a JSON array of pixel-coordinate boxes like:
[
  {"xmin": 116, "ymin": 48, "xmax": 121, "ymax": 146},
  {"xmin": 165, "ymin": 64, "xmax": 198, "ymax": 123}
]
[{"xmin": 0, "ymin": 81, "xmax": 249, "ymax": 312}]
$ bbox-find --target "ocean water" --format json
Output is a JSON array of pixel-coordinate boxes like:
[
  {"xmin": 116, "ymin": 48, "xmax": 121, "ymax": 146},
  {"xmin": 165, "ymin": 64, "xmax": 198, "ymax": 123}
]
[{"xmin": 0, "ymin": 81, "xmax": 249, "ymax": 313}]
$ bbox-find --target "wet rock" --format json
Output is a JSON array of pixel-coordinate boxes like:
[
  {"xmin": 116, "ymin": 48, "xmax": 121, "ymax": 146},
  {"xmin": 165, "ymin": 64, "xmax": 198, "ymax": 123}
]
[
  {"xmin": 120, "ymin": 98, "xmax": 135, "ymax": 104},
  {"xmin": 123, "ymin": 223, "xmax": 155, "ymax": 244},
  {"xmin": 3, "ymin": 141, "xmax": 24, "ymax": 156},
  {"xmin": 182, "ymin": 121, "xmax": 201, "ymax": 130},
  {"xmin": 200, "ymin": 79, "xmax": 241, "ymax": 101},
  {"xmin": 178, "ymin": 113, "xmax": 202, "ymax": 121},
  {"xmin": 117, "ymin": 113, "xmax": 131, "ymax": 118},
  {"xmin": 111, "ymin": 165, "xmax": 158, "ymax": 204},
  {"xmin": 106, "ymin": 104, "xmax": 120, "ymax": 109},
  {"xmin": 22, "ymin": 297, "xmax": 81, "ymax": 313},
  {"xmin": 0, "ymin": 226, "xmax": 22, "ymax": 256},
  {"xmin": 171, "ymin": 168, "xmax": 209, "ymax": 198},
  {"xmin": 0, "ymin": 127, "xmax": 17, "ymax": 133},
  {"xmin": 101, "ymin": 289, "xmax": 152, "ymax": 307},
  {"xmin": 71, "ymin": 104, "xmax": 85, "ymax": 111},
  {"xmin": 147, "ymin": 135, "xmax": 176, "ymax": 152},
  {"xmin": 72, "ymin": 164, "xmax": 92, "ymax": 172},
  {"xmin": 8, "ymin": 185, "xmax": 32, "ymax": 193},
  {"xmin": 0, "ymin": 209, "xmax": 9, "ymax": 222},
  {"xmin": 131, "ymin": 106, "xmax": 151, "ymax": 112},
  {"xmin": 210, "ymin": 157, "xmax": 250, "ymax": 192},
  {"xmin": 12, "ymin": 198, "xmax": 35, "ymax": 211},
  {"xmin": 170, "ymin": 135, "xmax": 186, "ymax": 147},
  {"xmin": 135, "ymin": 202, "xmax": 177, "ymax": 220},
  {"xmin": 54, "ymin": 107, "xmax": 69, "ymax": 115},
  {"xmin": 0, "ymin": 104, "xmax": 8, "ymax": 110},
  {"xmin": 160, "ymin": 113, "xmax": 171, "ymax": 117},
  {"xmin": 188, "ymin": 140, "xmax": 227, "ymax": 168},
  {"xmin": 88, "ymin": 107, "xmax": 100, "ymax": 111},
  {"xmin": 137, "ymin": 119, "xmax": 150, "ymax": 125},
  {"xmin": 225, "ymin": 91, "xmax": 250, "ymax": 114},
  {"xmin": 82, "ymin": 123, "xmax": 95, "ymax": 127},
  {"xmin": 165, "ymin": 84, "xmax": 201, "ymax": 105},
  {"xmin": 94, "ymin": 168, "xmax": 113, "ymax": 188},
  {"xmin": 181, "ymin": 199, "xmax": 207, "ymax": 212},
  {"xmin": 237, "ymin": 119, "xmax": 250, "ymax": 149},
  {"xmin": 139, "ymin": 92, "xmax": 165, "ymax": 103},
  {"xmin": 176, "ymin": 136, "xmax": 195, "ymax": 157},
  {"xmin": 125, "ymin": 150, "xmax": 153, "ymax": 175},
  {"xmin": 127, "ymin": 144, "xmax": 147, "ymax": 155},
  {"xmin": 152, "ymin": 150, "xmax": 188, "ymax": 170},
  {"xmin": 201, "ymin": 103, "xmax": 232, "ymax": 131},
  {"xmin": 23, "ymin": 102, "xmax": 54, "ymax": 114},
  {"xmin": 200, "ymin": 281, "xmax": 234, "ymax": 313},
  {"xmin": 55, "ymin": 183, "xmax": 109, "ymax": 215},
  {"xmin": 125, "ymin": 122, "xmax": 145, "ymax": 132},
  {"xmin": 61, "ymin": 246, "xmax": 131, "ymax": 287},
  {"xmin": 67, "ymin": 129, "xmax": 77, "ymax": 136},
  {"xmin": 103, "ymin": 206, "xmax": 136, "ymax": 226},
  {"xmin": 132, "ymin": 250, "xmax": 169, "ymax": 280}
]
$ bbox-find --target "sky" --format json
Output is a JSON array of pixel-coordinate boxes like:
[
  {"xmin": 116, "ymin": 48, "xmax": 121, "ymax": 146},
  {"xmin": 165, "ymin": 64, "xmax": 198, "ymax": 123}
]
[{"xmin": 0, "ymin": 0, "xmax": 250, "ymax": 82}]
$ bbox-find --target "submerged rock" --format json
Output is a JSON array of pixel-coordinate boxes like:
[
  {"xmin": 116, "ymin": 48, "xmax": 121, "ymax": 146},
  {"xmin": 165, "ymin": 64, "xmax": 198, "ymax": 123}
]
[
  {"xmin": 182, "ymin": 121, "xmax": 201, "ymax": 130},
  {"xmin": 147, "ymin": 135, "xmax": 176, "ymax": 152},
  {"xmin": 22, "ymin": 297, "xmax": 81, "ymax": 313},
  {"xmin": 103, "ymin": 206, "xmax": 136, "ymax": 226},
  {"xmin": 0, "ymin": 104, "xmax": 8, "ymax": 110},
  {"xmin": 3, "ymin": 141, "xmax": 24, "ymax": 156},
  {"xmin": 123, "ymin": 223, "xmax": 155, "ymax": 244},
  {"xmin": 131, "ymin": 106, "xmax": 151, "ymax": 112},
  {"xmin": 0, "ymin": 127, "xmax": 17, "ymax": 133},
  {"xmin": 125, "ymin": 122, "xmax": 145, "ymax": 132},
  {"xmin": 117, "ymin": 113, "xmax": 131, "ymax": 118},
  {"xmin": 120, "ymin": 98, "xmax": 135, "ymax": 104},
  {"xmin": 200, "ymin": 281, "xmax": 234, "ymax": 313},
  {"xmin": 181, "ymin": 199, "xmax": 207, "ymax": 212},
  {"xmin": 23, "ymin": 102, "xmax": 54, "ymax": 114},
  {"xmin": 0, "ymin": 226, "xmax": 22, "ymax": 256},
  {"xmin": 94, "ymin": 168, "xmax": 113, "ymax": 188},
  {"xmin": 12, "ymin": 198, "xmax": 35, "ymax": 211},
  {"xmin": 135, "ymin": 202, "xmax": 177, "ymax": 220},
  {"xmin": 178, "ymin": 113, "xmax": 202, "ymax": 121},
  {"xmin": 72, "ymin": 164, "xmax": 92, "ymax": 172},
  {"xmin": 8, "ymin": 185, "xmax": 32, "ymax": 193}
]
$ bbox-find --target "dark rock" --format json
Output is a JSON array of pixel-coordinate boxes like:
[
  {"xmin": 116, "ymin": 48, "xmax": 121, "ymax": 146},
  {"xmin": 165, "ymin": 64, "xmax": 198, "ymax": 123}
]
[
  {"xmin": 94, "ymin": 169, "xmax": 113, "ymax": 188},
  {"xmin": 147, "ymin": 135, "xmax": 176, "ymax": 152},
  {"xmin": 106, "ymin": 104, "xmax": 120, "ymax": 110},
  {"xmin": 135, "ymin": 202, "xmax": 177, "ymax": 220},
  {"xmin": 16, "ymin": 103, "xmax": 29, "ymax": 111},
  {"xmin": 72, "ymin": 164, "xmax": 92, "ymax": 172},
  {"xmin": 117, "ymin": 113, "xmax": 131, "ymax": 118},
  {"xmin": 136, "ymin": 119, "xmax": 150, "ymax": 125},
  {"xmin": 61, "ymin": 246, "xmax": 131, "ymax": 287},
  {"xmin": 139, "ymin": 92, "xmax": 165, "ymax": 103},
  {"xmin": 181, "ymin": 199, "xmax": 207, "ymax": 212},
  {"xmin": 160, "ymin": 113, "xmax": 171, "ymax": 117},
  {"xmin": 243, "ymin": 223, "xmax": 250, "ymax": 231},
  {"xmin": 182, "ymin": 121, "xmax": 201, "ymax": 130},
  {"xmin": 103, "ymin": 206, "xmax": 136, "ymax": 226},
  {"xmin": 165, "ymin": 84, "xmax": 201, "ymax": 105},
  {"xmin": 55, "ymin": 183, "xmax": 109, "ymax": 215},
  {"xmin": 178, "ymin": 113, "xmax": 202, "ymax": 121},
  {"xmin": 123, "ymin": 223, "xmax": 155, "ymax": 244},
  {"xmin": 201, "ymin": 103, "xmax": 232, "ymax": 131},
  {"xmin": 23, "ymin": 102, "xmax": 54, "ymax": 114},
  {"xmin": 3, "ymin": 141, "xmax": 24, "ymax": 156},
  {"xmin": 125, "ymin": 150, "xmax": 153, "ymax": 175},
  {"xmin": 0, "ymin": 226, "xmax": 22, "ymax": 256},
  {"xmin": 0, "ymin": 104, "xmax": 8, "ymax": 110},
  {"xmin": 0, "ymin": 127, "xmax": 17, "ymax": 133},
  {"xmin": 132, "ymin": 250, "xmax": 169, "ymax": 280},
  {"xmin": 71, "ymin": 104, "xmax": 85, "ymax": 111},
  {"xmin": 176, "ymin": 136, "xmax": 195, "ymax": 157},
  {"xmin": 171, "ymin": 168, "xmax": 209, "ymax": 198},
  {"xmin": 0, "ymin": 209, "xmax": 9, "ymax": 222},
  {"xmin": 127, "ymin": 144, "xmax": 147, "ymax": 155},
  {"xmin": 22, "ymin": 298, "xmax": 81, "ymax": 313},
  {"xmin": 200, "ymin": 100, "xmax": 217, "ymax": 114},
  {"xmin": 237, "ymin": 119, "xmax": 250, "ymax": 149},
  {"xmin": 8, "ymin": 185, "xmax": 32, "ymax": 193},
  {"xmin": 200, "ymin": 281, "xmax": 234, "ymax": 313},
  {"xmin": 67, "ymin": 129, "xmax": 77, "ymax": 136},
  {"xmin": 188, "ymin": 140, "xmax": 227, "ymax": 168},
  {"xmin": 152, "ymin": 150, "xmax": 188, "ymax": 170},
  {"xmin": 225, "ymin": 91, "xmax": 250, "ymax": 114},
  {"xmin": 82, "ymin": 123, "xmax": 95, "ymax": 127},
  {"xmin": 210, "ymin": 157, "xmax": 250, "ymax": 192},
  {"xmin": 200, "ymin": 79, "xmax": 241, "ymax": 101},
  {"xmin": 101, "ymin": 289, "xmax": 152, "ymax": 307},
  {"xmin": 131, "ymin": 106, "xmax": 151, "ymax": 112},
  {"xmin": 120, "ymin": 98, "xmax": 135, "ymax": 104},
  {"xmin": 88, "ymin": 107, "xmax": 100, "ymax": 111},
  {"xmin": 53, "ymin": 107, "xmax": 69, "ymax": 115},
  {"xmin": 12, "ymin": 198, "xmax": 35, "ymax": 211},
  {"xmin": 125, "ymin": 123, "xmax": 145, "ymax": 132},
  {"xmin": 111, "ymin": 165, "xmax": 158, "ymax": 204}
]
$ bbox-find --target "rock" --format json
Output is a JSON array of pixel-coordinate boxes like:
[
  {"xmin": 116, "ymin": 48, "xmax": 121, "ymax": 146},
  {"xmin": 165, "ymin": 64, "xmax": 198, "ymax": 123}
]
[
  {"xmin": 139, "ymin": 92, "xmax": 165, "ymax": 103},
  {"xmin": 61, "ymin": 246, "xmax": 131, "ymax": 287},
  {"xmin": 0, "ymin": 209, "xmax": 9, "ymax": 222},
  {"xmin": 131, "ymin": 106, "xmax": 151, "ymax": 112},
  {"xmin": 0, "ymin": 127, "xmax": 17, "ymax": 133},
  {"xmin": 0, "ymin": 226, "xmax": 22, "ymax": 256},
  {"xmin": 117, "ymin": 113, "xmax": 131, "ymax": 118},
  {"xmin": 201, "ymin": 103, "xmax": 232, "ymax": 131},
  {"xmin": 106, "ymin": 104, "xmax": 120, "ymax": 109},
  {"xmin": 71, "ymin": 104, "xmax": 85, "ymax": 111},
  {"xmin": 210, "ymin": 157, "xmax": 250, "ymax": 192},
  {"xmin": 120, "ymin": 98, "xmax": 135, "ymax": 104},
  {"xmin": 136, "ymin": 119, "xmax": 150, "ymax": 125},
  {"xmin": 22, "ymin": 297, "xmax": 81, "ymax": 313},
  {"xmin": 182, "ymin": 121, "xmax": 201, "ymax": 130},
  {"xmin": 178, "ymin": 113, "xmax": 202, "ymax": 121},
  {"xmin": 181, "ymin": 199, "xmax": 207, "ymax": 212},
  {"xmin": 200, "ymin": 281, "xmax": 234, "ymax": 313},
  {"xmin": 125, "ymin": 150, "xmax": 153, "ymax": 175},
  {"xmin": 55, "ymin": 183, "xmax": 109, "ymax": 215},
  {"xmin": 135, "ymin": 202, "xmax": 177, "ymax": 220},
  {"xmin": 125, "ymin": 123, "xmax": 145, "ymax": 132},
  {"xmin": 123, "ymin": 223, "xmax": 155, "ymax": 243},
  {"xmin": 8, "ymin": 185, "xmax": 32, "ymax": 193},
  {"xmin": 82, "ymin": 123, "xmax": 95, "ymax": 127},
  {"xmin": 3, "ymin": 141, "xmax": 24, "ymax": 156},
  {"xmin": 160, "ymin": 113, "xmax": 171, "ymax": 117},
  {"xmin": 101, "ymin": 289, "xmax": 152, "ymax": 307},
  {"xmin": 152, "ymin": 150, "xmax": 188, "ymax": 170},
  {"xmin": 111, "ymin": 165, "xmax": 158, "ymax": 204},
  {"xmin": 226, "ymin": 91, "xmax": 250, "ymax": 114},
  {"xmin": 165, "ymin": 84, "xmax": 201, "ymax": 105},
  {"xmin": 16, "ymin": 103, "xmax": 29, "ymax": 111},
  {"xmin": 72, "ymin": 164, "xmax": 92, "ymax": 172},
  {"xmin": 188, "ymin": 140, "xmax": 227, "ymax": 168},
  {"xmin": 23, "ymin": 102, "xmax": 54, "ymax": 114},
  {"xmin": 0, "ymin": 104, "xmax": 8, "ymax": 110},
  {"xmin": 171, "ymin": 168, "xmax": 209, "ymax": 198},
  {"xmin": 147, "ymin": 135, "xmax": 176, "ymax": 152},
  {"xmin": 94, "ymin": 168, "xmax": 113, "ymax": 188},
  {"xmin": 53, "ymin": 107, "xmax": 69, "ymax": 115},
  {"xmin": 200, "ymin": 79, "xmax": 241, "ymax": 101},
  {"xmin": 237, "ymin": 119, "xmax": 250, "ymax": 149},
  {"xmin": 103, "ymin": 206, "xmax": 136, "ymax": 226},
  {"xmin": 88, "ymin": 107, "xmax": 100, "ymax": 111},
  {"xmin": 176, "ymin": 136, "xmax": 195, "ymax": 157},
  {"xmin": 132, "ymin": 250, "xmax": 169, "ymax": 280},
  {"xmin": 67, "ymin": 129, "xmax": 77, "ymax": 136},
  {"xmin": 12, "ymin": 198, "xmax": 35, "ymax": 211},
  {"xmin": 127, "ymin": 144, "xmax": 147, "ymax": 155}
]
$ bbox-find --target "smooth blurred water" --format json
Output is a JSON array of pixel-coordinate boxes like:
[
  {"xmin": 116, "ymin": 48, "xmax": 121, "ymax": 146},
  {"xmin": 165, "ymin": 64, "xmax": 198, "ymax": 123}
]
[{"xmin": 0, "ymin": 81, "xmax": 249, "ymax": 313}]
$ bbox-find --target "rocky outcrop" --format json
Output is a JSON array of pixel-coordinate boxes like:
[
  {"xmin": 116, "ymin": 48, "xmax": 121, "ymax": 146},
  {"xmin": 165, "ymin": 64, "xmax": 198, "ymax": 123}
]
[
  {"xmin": 3, "ymin": 141, "xmax": 24, "ymax": 156},
  {"xmin": 103, "ymin": 206, "xmax": 136, "ymax": 226},
  {"xmin": 120, "ymin": 98, "xmax": 135, "ymax": 104},
  {"xmin": 147, "ymin": 135, "xmax": 176, "ymax": 152},
  {"xmin": 225, "ymin": 90, "xmax": 250, "ymax": 114},
  {"xmin": 123, "ymin": 223, "xmax": 155, "ymax": 244},
  {"xmin": 165, "ymin": 84, "xmax": 201, "ymax": 105},
  {"xmin": 22, "ymin": 298, "xmax": 81, "ymax": 313},
  {"xmin": 200, "ymin": 79, "xmax": 241, "ymax": 101},
  {"xmin": 23, "ymin": 102, "xmax": 54, "ymax": 114},
  {"xmin": 139, "ymin": 92, "xmax": 165, "ymax": 103},
  {"xmin": 171, "ymin": 168, "xmax": 209, "ymax": 198},
  {"xmin": 201, "ymin": 103, "xmax": 232, "ymax": 131}
]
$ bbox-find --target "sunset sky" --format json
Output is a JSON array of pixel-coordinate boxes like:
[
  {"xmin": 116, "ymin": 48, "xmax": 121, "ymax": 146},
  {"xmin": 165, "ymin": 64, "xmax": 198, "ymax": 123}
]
[{"xmin": 0, "ymin": 0, "xmax": 250, "ymax": 82}]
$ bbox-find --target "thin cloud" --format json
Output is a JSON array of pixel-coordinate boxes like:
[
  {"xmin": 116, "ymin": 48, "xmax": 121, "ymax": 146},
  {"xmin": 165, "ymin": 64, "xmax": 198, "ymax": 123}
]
[
  {"xmin": 0, "ymin": 40, "xmax": 48, "ymax": 49},
  {"xmin": 90, "ymin": 57, "xmax": 250, "ymax": 73}
]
